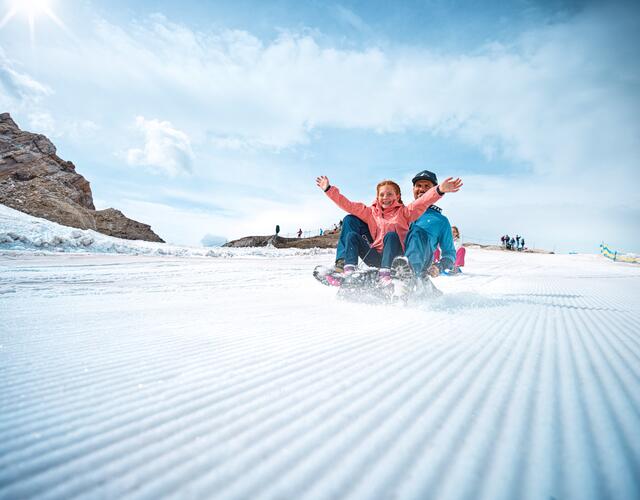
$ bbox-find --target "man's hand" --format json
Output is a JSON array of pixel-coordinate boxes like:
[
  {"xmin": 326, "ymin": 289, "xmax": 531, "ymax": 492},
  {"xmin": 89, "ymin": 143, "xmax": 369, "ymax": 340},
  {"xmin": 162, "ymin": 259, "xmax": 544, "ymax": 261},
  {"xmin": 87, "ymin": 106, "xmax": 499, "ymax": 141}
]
[
  {"xmin": 439, "ymin": 177, "xmax": 463, "ymax": 193},
  {"xmin": 316, "ymin": 176, "xmax": 330, "ymax": 192},
  {"xmin": 427, "ymin": 264, "xmax": 440, "ymax": 277}
]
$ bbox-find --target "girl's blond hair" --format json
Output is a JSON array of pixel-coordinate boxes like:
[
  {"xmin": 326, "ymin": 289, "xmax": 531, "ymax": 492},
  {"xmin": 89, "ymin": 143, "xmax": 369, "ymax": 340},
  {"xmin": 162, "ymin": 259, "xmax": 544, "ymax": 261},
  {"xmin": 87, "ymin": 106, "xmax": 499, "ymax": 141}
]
[{"xmin": 376, "ymin": 180, "xmax": 402, "ymax": 204}]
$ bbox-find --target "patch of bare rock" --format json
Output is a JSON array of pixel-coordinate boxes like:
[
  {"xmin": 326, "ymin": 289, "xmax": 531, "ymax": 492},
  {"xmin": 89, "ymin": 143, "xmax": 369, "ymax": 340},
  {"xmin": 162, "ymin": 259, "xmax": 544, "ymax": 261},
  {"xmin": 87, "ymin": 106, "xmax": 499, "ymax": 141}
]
[
  {"xmin": 0, "ymin": 113, "xmax": 163, "ymax": 242},
  {"xmin": 224, "ymin": 232, "xmax": 340, "ymax": 249}
]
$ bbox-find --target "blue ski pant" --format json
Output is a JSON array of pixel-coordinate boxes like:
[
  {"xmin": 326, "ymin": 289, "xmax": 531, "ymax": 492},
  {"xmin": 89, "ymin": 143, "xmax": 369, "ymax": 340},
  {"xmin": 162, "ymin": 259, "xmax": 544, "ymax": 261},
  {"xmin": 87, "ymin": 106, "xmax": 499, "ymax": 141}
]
[
  {"xmin": 335, "ymin": 215, "xmax": 403, "ymax": 269},
  {"xmin": 404, "ymin": 224, "xmax": 433, "ymax": 275},
  {"xmin": 404, "ymin": 224, "xmax": 454, "ymax": 274}
]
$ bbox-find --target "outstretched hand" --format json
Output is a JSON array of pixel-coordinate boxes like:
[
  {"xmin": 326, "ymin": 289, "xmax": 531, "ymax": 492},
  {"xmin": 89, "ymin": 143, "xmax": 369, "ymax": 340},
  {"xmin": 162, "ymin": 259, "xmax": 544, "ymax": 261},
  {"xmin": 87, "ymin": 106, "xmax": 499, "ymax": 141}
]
[
  {"xmin": 439, "ymin": 177, "xmax": 463, "ymax": 193},
  {"xmin": 316, "ymin": 176, "xmax": 330, "ymax": 192}
]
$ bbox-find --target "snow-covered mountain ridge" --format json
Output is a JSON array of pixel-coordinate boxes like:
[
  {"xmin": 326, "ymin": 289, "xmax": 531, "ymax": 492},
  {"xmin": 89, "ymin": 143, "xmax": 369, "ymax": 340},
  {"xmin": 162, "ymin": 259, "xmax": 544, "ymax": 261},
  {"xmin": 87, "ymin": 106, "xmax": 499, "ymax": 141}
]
[{"xmin": 0, "ymin": 203, "xmax": 331, "ymax": 258}]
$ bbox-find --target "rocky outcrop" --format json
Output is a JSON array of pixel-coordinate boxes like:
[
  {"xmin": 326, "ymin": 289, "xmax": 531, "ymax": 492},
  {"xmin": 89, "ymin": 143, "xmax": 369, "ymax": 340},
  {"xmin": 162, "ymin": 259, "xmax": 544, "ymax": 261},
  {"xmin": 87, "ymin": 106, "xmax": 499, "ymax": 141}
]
[
  {"xmin": 0, "ymin": 113, "xmax": 163, "ymax": 242},
  {"xmin": 224, "ymin": 232, "xmax": 340, "ymax": 249},
  {"xmin": 93, "ymin": 208, "xmax": 163, "ymax": 242}
]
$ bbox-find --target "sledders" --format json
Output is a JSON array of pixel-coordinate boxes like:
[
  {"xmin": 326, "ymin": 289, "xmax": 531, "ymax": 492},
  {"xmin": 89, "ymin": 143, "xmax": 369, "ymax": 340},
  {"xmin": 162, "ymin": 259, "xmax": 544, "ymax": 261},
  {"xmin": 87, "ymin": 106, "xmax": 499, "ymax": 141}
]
[{"xmin": 313, "ymin": 256, "xmax": 442, "ymax": 304}]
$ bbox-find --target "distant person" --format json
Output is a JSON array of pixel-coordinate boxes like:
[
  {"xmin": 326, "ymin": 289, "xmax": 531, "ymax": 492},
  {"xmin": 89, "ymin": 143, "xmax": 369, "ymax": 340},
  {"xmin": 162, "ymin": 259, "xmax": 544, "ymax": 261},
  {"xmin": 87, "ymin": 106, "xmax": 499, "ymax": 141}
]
[
  {"xmin": 316, "ymin": 174, "xmax": 462, "ymax": 286},
  {"xmin": 297, "ymin": 228, "xmax": 302, "ymax": 238},
  {"xmin": 510, "ymin": 237, "xmax": 516, "ymax": 250},
  {"xmin": 516, "ymin": 235, "xmax": 520, "ymax": 247},
  {"xmin": 520, "ymin": 237, "xmax": 525, "ymax": 251},
  {"xmin": 450, "ymin": 225, "xmax": 466, "ymax": 273},
  {"xmin": 275, "ymin": 224, "xmax": 280, "ymax": 236},
  {"xmin": 319, "ymin": 228, "xmax": 324, "ymax": 236},
  {"xmin": 432, "ymin": 225, "xmax": 466, "ymax": 274}
]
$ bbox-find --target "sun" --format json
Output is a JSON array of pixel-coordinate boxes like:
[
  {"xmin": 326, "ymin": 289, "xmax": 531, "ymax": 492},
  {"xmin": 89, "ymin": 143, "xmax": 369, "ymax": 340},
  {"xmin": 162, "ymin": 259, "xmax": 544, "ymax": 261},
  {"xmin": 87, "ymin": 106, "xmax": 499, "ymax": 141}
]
[
  {"xmin": 21, "ymin": 0, "xmax": 51, "ymax": 16},
  {"xmin": 0, "ymin": 0, "xmax": 65, "ymax": 42}
]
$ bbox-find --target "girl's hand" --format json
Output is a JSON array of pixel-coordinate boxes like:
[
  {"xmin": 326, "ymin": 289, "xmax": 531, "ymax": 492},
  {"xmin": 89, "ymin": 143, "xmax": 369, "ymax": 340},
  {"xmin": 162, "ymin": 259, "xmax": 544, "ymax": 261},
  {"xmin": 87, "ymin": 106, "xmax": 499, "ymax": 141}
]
[
  {"xmin": 439, "ymin": 177, "xmax": 463, "ymax": 193},
  {"xmin": 316, "ymin": 176, "xmax": 330, "ymax": 192}
]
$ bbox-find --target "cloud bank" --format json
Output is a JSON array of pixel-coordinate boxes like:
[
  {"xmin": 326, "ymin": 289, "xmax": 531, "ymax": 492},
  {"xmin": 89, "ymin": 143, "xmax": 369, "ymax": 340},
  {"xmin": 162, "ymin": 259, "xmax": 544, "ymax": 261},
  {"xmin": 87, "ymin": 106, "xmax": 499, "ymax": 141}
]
[
  {"xmin": 126, "ymin": 116, "xmax": 194, "ymax": 176},
  {"xmin": 64, "ymin": 5, "xmax": 637, "ymax": 184}
]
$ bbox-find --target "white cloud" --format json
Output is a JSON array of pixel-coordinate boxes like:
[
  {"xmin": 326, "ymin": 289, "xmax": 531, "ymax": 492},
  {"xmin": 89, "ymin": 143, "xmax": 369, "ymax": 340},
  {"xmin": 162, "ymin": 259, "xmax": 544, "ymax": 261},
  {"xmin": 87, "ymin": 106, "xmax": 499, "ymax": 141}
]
[
  {"xmin": 126, "ymin": 116, "xmax": 194, "ymax": 177},
  {"xmin": 24, "ymin": 111, "xmax": 99, "ymax": 140},
  {"xmin": 0, "ymin": 63, "xmax": 52, "ymax": 102},
  {"xmin": 0, "ymin": 50, "xmax": 52, "ymax": 116},
  {"xmin": 0, "ymin": 52, "xmax": 100, "ymax": 142},
  {"xmin": 26, "ymin": 111, "xmax": 56, "ymax": 135},
  {"xmin": 66, "ymin": 119, "xmax": 101, "ymax": 140}
]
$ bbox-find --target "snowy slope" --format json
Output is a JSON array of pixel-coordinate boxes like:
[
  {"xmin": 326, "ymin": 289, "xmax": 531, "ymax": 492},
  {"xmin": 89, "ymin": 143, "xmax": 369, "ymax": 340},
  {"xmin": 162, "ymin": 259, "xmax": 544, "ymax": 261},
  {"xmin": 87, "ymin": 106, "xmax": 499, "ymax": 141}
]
[
  {"xmin": 0, "ymin": 204, "xmax": 328, "ymax": 258},
  {"xmin": 1, "ymin": 206, "xmax": 639, "ymax": 499}
]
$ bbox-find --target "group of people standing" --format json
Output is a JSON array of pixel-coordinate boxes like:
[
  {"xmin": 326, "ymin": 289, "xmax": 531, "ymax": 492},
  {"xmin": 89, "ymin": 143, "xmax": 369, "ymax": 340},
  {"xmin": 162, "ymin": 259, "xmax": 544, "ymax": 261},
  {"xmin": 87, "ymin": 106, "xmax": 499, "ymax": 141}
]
[
  {"xmin": 315, "ymin": 168, "xmax": 465, "ymax": 295},
  {"xmin": 501, "ymin": 234, "xmax": 525, "ymax": 251}
]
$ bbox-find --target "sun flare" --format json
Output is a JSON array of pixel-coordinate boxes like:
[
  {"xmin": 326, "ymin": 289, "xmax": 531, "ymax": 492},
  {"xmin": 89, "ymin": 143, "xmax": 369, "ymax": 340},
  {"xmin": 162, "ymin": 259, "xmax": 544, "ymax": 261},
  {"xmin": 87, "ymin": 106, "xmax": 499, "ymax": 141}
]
[
  {"xmin": 20, "ymin": 0, "xmax": 52, "ymax": 16},
  {"xmin": 0, "ymin": 0, "xmax": 65, "ymax": 42}
]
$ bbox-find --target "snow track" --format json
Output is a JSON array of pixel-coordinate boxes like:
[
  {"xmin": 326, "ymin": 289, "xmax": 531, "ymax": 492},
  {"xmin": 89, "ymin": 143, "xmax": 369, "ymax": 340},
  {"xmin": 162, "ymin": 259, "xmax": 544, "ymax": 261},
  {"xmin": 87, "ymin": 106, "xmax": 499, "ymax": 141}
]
[{"xmin": 1, "ymin": 250, "xmax": 639, "ymax": 499}]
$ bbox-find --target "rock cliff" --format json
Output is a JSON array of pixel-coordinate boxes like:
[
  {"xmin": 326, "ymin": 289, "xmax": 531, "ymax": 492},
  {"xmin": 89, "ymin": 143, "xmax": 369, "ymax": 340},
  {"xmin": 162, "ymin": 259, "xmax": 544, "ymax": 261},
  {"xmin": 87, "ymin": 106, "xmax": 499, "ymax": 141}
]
[{"xmin": 0, "ymin": 113, "xmax": 164, "ymax": 242}]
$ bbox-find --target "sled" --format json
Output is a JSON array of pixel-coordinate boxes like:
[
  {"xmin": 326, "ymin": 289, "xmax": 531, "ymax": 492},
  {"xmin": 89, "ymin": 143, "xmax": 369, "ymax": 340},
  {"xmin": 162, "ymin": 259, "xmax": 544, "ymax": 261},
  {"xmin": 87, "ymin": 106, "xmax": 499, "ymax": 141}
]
[{"xmin": 313, "ymin": 264, "xmax": 442, "ymax": 304}]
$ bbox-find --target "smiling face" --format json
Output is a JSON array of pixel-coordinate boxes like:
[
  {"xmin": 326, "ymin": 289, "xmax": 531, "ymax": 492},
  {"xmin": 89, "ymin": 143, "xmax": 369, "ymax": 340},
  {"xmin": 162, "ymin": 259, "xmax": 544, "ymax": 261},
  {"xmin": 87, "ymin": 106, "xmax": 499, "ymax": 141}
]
[
  {"xmin": 376, "ymin": 181, "xmax": 401, "ymax": 208},
  {"xmin": 412, "ymin": 179, "xmax": 435, "ymax": 200}
]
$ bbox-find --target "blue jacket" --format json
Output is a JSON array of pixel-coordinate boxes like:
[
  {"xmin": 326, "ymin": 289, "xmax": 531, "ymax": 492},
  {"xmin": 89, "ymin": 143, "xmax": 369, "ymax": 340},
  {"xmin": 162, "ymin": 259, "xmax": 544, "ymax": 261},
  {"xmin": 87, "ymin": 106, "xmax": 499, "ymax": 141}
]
[{"xmin": 413, "ymin": 205, "xmax": 456, "ymax": 264}]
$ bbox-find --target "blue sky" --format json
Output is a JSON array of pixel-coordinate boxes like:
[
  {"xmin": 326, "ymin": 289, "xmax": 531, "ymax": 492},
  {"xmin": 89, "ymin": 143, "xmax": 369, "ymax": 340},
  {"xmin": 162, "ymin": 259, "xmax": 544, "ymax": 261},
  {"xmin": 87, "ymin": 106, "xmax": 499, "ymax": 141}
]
[{"xmin": 1, "ymin": 0, "xmax": 638, "ymax": 252}]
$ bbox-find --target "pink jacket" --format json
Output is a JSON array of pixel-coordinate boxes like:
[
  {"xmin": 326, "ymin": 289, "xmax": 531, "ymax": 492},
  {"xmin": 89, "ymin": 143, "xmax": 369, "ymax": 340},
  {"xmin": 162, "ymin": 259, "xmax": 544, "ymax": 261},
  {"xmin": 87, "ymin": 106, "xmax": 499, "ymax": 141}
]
[{"xmin": 325, "ymin": 185, "xmax": 442, "ymax": 252}]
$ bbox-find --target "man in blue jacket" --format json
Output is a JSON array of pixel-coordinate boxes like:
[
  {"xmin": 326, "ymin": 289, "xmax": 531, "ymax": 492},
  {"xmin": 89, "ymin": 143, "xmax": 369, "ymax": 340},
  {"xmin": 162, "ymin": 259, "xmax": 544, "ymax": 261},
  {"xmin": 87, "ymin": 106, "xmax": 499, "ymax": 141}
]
[
  {"xmin": 333, "ymin": 169, "xmax": 456, "ymax": 278},
  {"xmin": 403, "ymin": 169, "xmax": 456, "ymax": 277}
]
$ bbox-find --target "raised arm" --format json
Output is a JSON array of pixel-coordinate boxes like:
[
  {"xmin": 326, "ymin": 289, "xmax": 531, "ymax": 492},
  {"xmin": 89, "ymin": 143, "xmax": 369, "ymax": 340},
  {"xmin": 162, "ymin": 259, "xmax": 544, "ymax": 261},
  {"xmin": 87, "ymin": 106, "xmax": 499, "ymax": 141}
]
[
  {"xmin": 316, "ymin": 176, "xmax": 371, "ymax": 220},
  {"xmin": 405, "ymin": 177, "xmax": 463, "ymax": 221}
]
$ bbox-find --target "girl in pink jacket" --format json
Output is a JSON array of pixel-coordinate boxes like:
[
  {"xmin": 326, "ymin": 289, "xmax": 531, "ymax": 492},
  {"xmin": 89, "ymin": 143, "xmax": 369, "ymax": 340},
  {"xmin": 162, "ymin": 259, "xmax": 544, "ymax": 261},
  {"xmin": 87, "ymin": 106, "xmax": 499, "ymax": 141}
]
[{"xmin": 316, "ymin": 175, "xmax": 462, "ymax": 285}]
